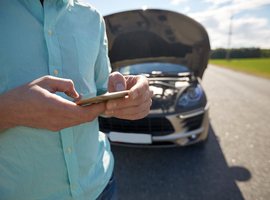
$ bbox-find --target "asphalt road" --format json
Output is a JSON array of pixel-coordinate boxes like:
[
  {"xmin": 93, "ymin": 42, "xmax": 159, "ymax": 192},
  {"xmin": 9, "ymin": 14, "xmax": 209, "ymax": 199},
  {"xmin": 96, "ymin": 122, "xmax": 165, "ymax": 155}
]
[{"xmin": 110, "ymin": 64, "xmax": 270, "ymax": 200}]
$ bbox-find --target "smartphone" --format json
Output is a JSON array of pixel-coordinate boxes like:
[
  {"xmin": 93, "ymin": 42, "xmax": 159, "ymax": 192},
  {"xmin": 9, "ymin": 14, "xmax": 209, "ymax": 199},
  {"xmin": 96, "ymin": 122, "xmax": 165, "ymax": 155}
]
[{"xmin": 75, "ymin": 90, "xmax": 129, "ymax": 106}]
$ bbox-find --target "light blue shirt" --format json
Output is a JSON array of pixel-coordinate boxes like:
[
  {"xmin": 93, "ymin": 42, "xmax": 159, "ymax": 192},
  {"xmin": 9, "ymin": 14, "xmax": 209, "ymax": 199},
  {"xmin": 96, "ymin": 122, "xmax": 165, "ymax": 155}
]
[{"xmin": 0, "ymin": 0, "xmax": 113, "ymax": 199}]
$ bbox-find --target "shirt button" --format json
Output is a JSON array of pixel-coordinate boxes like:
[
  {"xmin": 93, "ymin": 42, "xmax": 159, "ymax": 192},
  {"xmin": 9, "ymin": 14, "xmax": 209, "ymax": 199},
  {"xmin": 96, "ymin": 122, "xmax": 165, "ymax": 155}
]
[
  {"xmin": 53, "ymin": 69, "xmax": 58, "ymax": 75},
  {"xmin": 72, "ymin": 184, "xmax": 76, "ymax": 190},
  {"xmin": 67, "ymin": 147, "xmax": 72, "ymax": 153},
  {"xmin": 48, "ymin": 30, "xmax": 52, "ymax": 35}
]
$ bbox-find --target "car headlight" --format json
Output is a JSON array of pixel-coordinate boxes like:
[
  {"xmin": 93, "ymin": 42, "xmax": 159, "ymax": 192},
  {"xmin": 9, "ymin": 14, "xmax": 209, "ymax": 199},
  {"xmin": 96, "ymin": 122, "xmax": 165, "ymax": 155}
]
[{"xmin": 178, "ymin": 84, "xmax": 203, "ymax": 107}]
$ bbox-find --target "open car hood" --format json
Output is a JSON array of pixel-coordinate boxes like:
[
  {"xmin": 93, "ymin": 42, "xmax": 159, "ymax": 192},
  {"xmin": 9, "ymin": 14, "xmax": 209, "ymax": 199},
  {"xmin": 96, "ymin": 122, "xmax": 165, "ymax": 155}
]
[{"xmin": 104, "ymin": 9, "xmax": 210, "ymax": 78}]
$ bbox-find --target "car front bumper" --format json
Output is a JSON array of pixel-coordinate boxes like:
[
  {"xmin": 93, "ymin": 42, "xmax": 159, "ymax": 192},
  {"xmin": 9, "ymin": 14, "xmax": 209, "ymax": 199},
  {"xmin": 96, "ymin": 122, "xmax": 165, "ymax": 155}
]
[{"xmin": 101, "ymin": 102, "xmax": 210, "ymax": 148}]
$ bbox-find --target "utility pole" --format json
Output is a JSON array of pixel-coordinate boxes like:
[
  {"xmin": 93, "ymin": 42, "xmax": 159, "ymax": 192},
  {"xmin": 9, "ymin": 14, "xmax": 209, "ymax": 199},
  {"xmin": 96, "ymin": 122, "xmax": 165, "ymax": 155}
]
[{"xmin": 226, "ymin": 14, "xmax": 233, "ymax": 61}]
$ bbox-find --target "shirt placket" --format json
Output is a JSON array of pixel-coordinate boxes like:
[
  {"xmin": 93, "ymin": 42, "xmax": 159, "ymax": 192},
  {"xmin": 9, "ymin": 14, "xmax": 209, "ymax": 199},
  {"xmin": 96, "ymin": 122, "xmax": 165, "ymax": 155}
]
[
  {"xmin": 43, "ymin": 2, "xmax": 85, "ymax": 200},
  {"xmin": 43, "ymin": 1, "xmax": 62, "ymax": 77},
  {"xmin": 60, "ymin": 128, "xmax": 85, "ymax": 200}
]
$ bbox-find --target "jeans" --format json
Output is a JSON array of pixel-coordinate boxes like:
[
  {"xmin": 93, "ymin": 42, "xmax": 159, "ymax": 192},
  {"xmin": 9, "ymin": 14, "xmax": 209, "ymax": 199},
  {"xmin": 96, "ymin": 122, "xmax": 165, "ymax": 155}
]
[{"xmin": 96, "ymin": 172, "xmax": 118, "ymax": 200}]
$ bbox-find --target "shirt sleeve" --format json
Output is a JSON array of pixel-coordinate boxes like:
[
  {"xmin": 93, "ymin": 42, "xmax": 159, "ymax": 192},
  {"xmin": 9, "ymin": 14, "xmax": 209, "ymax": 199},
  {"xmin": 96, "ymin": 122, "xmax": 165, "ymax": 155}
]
[{"xmin": 94, "ymin": 16, "xmax": 112, "ymax": 96}]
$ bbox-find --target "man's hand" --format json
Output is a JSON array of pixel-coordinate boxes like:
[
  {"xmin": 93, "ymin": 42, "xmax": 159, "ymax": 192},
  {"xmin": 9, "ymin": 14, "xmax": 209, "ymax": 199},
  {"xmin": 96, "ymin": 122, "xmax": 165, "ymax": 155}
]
[
  {"xmin": 105, "ymin": 72, "xmax": 153, "ymax": 120},
  {"xmin": 0, "ymin": 76, "xmax": 106, "ymax": 132}
]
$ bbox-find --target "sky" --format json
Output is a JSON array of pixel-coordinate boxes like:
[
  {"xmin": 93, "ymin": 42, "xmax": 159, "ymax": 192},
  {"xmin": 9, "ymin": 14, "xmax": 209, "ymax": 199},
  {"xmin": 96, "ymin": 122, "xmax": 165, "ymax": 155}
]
[{"xmin": 84, "ymin": 0, "xmax": 270, "ymax": 50}]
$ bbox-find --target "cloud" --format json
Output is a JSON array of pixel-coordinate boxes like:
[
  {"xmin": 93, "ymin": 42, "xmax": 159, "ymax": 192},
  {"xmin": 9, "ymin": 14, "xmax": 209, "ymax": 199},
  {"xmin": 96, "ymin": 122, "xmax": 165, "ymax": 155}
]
[
  {"xmin": 187, "ymin": 0, "xmax": 270, "ymax": 48},
  {"xmin": 170, "ymin": 0, "xmax": 189, "ymax": 6},
  {"xmin": 184, "ymin": 6, "xmax": 190, "ymax": 13},
  {"xmin": 204, "ymin": 0, "xmax": 232, "ymax": 9},
  {"xmin": 230, "ymin": 16, "xmax": 270, "ymax": 48}
]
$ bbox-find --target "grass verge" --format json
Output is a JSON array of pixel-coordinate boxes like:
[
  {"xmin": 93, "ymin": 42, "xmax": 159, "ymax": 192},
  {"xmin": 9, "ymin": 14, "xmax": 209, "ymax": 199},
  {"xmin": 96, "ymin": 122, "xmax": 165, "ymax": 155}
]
[{"xmin": 208, "ymin": 58, "xmax": 270, "ymax": 78}]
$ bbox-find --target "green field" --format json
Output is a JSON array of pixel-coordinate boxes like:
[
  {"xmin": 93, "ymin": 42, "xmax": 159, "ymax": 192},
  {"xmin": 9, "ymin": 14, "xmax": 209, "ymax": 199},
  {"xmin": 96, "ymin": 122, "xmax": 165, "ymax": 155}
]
[{"xmin": 208, "ymin": 58, "xmax": 270, "ymax": 78}]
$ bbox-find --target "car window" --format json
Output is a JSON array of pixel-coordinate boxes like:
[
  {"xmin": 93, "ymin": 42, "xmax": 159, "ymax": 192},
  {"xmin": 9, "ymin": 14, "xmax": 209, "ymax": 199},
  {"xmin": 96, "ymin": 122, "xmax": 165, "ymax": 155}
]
[{"xmin": 119, "ymin": 63, "xmax": 190, "ymax": 75}]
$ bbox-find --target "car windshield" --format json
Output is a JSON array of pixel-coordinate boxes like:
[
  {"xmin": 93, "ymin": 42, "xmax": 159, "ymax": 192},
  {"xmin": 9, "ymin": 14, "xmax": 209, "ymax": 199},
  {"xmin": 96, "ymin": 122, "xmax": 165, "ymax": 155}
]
[{"xmin": 119, "ymin": 63, "xmax": 190, "ymax": 76}]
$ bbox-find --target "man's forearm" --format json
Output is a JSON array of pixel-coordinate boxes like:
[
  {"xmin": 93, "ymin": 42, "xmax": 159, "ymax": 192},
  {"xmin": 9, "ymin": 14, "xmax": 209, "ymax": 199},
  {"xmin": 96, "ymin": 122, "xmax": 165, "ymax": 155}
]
[
  {"xmin": 0, "ymin": 92, "xmax": 14, "ymax": 132},
  {"xmin": 0, "ymin": 76, "xmax": 108, "ymax": 132}
]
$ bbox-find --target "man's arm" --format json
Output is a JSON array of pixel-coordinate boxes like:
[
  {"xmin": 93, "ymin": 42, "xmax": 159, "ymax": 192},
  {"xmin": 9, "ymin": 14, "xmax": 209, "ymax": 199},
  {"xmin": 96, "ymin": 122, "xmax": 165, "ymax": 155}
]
[
  {"xmin": 87, "ymin": 15, "xmax": 153, "ymax": 121},
  {"xmin": 0, "ymin": 76, "xmax": 106, "ymax": 132}
]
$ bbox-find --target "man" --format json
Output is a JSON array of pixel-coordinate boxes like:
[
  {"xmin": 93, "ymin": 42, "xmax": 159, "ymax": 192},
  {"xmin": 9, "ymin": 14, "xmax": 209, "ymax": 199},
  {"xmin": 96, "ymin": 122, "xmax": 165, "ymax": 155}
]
[{"xmin": 0, "ymin": 0, "xmax": 153, "ymax": 199}]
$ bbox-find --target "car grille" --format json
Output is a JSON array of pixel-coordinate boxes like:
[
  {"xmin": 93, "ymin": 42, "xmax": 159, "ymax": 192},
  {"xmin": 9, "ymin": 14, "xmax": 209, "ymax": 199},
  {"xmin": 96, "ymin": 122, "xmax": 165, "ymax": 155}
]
[
  {"xmin": 182, "ymin": 114, "xmax": 204, "ymax": 131},
  {"xmin": 98, "ymin": 116, "xmax": 174, "ymax": 136}
]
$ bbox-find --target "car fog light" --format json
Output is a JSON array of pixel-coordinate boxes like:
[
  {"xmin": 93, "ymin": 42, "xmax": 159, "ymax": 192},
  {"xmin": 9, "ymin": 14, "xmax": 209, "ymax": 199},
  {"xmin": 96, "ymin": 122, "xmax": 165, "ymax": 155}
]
[{"xmin": 188, "ymin": 134, "xmax": 199, "ymax": 141}]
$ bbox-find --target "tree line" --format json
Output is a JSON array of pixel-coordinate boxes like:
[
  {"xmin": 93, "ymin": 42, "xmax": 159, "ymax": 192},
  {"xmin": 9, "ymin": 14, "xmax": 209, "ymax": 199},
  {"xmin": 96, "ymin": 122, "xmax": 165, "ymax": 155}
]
[{"xmin": 210, "ymin": 48, "xmax": 270, "ymax": 59}]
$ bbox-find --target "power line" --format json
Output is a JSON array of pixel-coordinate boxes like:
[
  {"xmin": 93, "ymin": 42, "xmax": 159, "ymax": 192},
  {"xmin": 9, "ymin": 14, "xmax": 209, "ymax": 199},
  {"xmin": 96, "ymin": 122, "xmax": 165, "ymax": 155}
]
[{"xmin": 226, "ymin": 13, "xmax": 234, "ymax": 61}]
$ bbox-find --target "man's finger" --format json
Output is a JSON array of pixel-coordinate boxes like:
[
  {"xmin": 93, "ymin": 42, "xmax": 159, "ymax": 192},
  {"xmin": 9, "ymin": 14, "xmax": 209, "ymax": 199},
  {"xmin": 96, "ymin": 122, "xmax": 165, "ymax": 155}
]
[
  {"xmin": 105, "ymin": 103, "xmax": 151, "ymax": 120},
  {"xmin": 108, "ymin": 72, "xmax": 127, "ymax": 92},
  {"xmin": 125, "ymin": 75, "xmax": 149, "ymax": 100},
  {"xmin": 106, "ymin": 89, "xmax": 152, "ymax": 110},
  {"xmin": 39, "ymin": 76, "xmax": 79, "ymax": 98},
  {"xmin": 104, "ymin": 98, "xmax": 152, "ymax": 118},
  {"xmin": 75, "ymin": 101, "xmax": 106, "ymax": 122}
]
